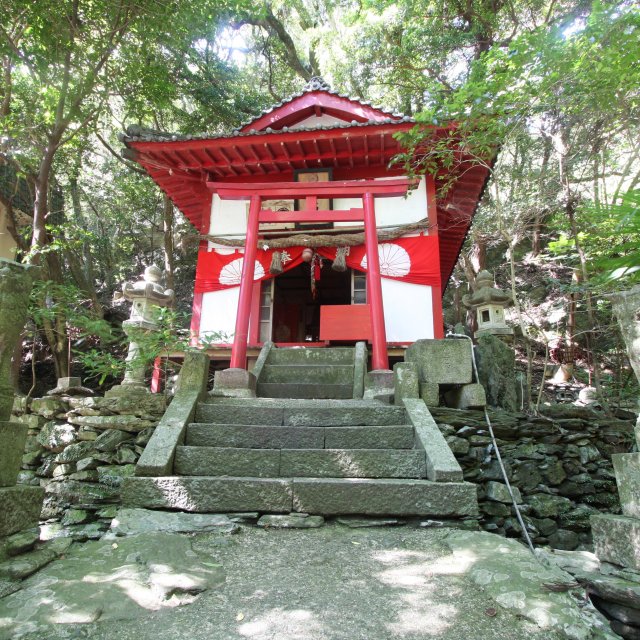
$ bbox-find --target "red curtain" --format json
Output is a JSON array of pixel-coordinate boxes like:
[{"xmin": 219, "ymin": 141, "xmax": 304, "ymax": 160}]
[{"xmin": 194, "ymin": 235, "xmax": 441, "ymax": 293}]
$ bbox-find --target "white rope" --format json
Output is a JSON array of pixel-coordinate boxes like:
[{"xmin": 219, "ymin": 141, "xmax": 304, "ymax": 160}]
[{"xmin": 446, "ymin": 332, "xmax": 537, "ymax": 554}]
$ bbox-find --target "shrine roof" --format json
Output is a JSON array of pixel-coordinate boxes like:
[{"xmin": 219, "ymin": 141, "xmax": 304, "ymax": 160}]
[{"xmin": 121, "ymin": 78, "xmax": 491, "ymax": 289}]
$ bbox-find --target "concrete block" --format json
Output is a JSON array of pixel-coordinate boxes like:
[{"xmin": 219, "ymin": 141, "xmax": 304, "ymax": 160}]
[
  {"xmin": 0, "ymin": 486, "xmax": 44, "ymax": 537},
  {"xmin": 405, "ymin": 339, "xmax": 473, "ymax": 385},
  {"xmin": 0, "ymin": 422, "xmax": 28, "ymax": 487},
  {"xmin": 591, "ymin": 514, "xmax": 640, "ymax": 570},
  {"xmin": 211, "ymin": 368, "xmax": 256, "ymax": 398},
  {"xmin": 612, "ymin": 452, "xmax": 640, "ymax": 518},
  {"xmin": 280, "ymin": 449, "xmax": 426, "ymax": 479},
  {"xmin": 324, "ymin": 426, "xmax": 414, "ymax": 450},
  {"xmin": 122, "ymin": 476, "xmax": 293, "ymax": 513},
  {"xmin": 444, "ymin": 383, "xmax": 487, "ymax": 409},
  {"xmin": 393, "ymin": 362, "xmax": 419, "ymax": 406},
  {"xmin": 403, "ymin": 399, "xmax": 463, "ymax": 482},
  {"xmin": 419, "ymin": 382, "xmax": 440, "ymax": 406},
  {"xmin": 175, "ymin": 446, "xmax": 280, "ymax": 477},
  {"xmin": 292, "ymin": 478, "xmax": 479, "ymax": 517},
  {"xmin": 186, "ymin": 424, "xmax": 325, "ymax": 449}
]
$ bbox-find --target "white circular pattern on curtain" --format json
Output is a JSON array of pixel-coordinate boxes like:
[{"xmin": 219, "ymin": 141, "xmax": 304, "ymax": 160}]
[
  {"xmin": 360, "ymin": 243, "xmax": 411, "ymax": 277},
  {"xmin": 219, "ymin": 258, "xmax": 265, "ymax": 285}
]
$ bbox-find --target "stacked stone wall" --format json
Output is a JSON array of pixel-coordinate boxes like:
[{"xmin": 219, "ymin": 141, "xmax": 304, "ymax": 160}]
[
  {"xmin": 12, "ymin": 393, "xmax": 165, "ymax": 540},
  {"xmin": 431, "ymin": 404, "xmax": 636, "ymax": 550}
]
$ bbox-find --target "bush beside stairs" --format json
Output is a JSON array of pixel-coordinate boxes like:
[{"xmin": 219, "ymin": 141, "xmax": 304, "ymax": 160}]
[{"xmin": 122, "ymin": 347, "xmax": 479, "ymax": 518}]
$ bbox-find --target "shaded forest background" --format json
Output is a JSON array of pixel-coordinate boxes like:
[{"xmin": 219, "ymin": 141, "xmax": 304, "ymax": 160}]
[{"xmin": 0, "ymin": 0, "xmax": 638, "ymax": 409}]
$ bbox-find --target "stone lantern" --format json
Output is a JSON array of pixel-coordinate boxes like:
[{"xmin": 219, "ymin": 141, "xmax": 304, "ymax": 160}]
[
  {"xmin": 462, "ymin": 270, "xmax": 513, "ymax": 339},
  {"xmin": 108, "ymin": 266, "xmax": 174, "ymax": 396}
]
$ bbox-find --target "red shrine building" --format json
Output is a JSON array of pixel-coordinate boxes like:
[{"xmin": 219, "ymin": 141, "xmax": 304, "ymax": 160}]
[{"xmin": 123, "ymin": 77, "xmax": 490, "ymax": 371}]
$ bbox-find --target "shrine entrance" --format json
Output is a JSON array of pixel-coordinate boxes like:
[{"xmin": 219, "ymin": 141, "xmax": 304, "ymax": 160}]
[{"xmin": 269, "ymin": 262, "xmax": 353, "ymax": 343}]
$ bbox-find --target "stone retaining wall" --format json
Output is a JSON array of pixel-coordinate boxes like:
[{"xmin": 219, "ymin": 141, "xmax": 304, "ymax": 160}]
[
  {"xmin": 11, "ymin": 393, "xmax": 165, "ymax": 540},
  {"xmin": 431, "ymin": 404, "xmax": 636, "ymax": 550}
]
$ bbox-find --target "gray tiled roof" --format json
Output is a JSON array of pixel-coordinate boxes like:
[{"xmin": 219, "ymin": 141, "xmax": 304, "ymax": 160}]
[{"xmin": 121, "ymin": 77, "xmax": 414, "ymax": 144}]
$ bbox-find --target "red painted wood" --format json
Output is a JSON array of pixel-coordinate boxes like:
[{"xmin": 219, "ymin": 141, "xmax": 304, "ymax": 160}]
[
  {"xmin": 190, "ymin": 292, "xmax": 203, "ymax": 347},
  {"xmin": 249, "ymin": 280, "xmax": 261, "ymax": 344},
  {"xmin": 206, "ymin": 178, "xmax": 415, "ymax": 199},
  {"xmin": 151, "ymin": 357, "xmax": 162, "ymax": 394},
  {"xmin": 363, "ymin": 192, "xmax": 389, "ymax": 370},
  {"xmin": 259, "ymin": 208, "xmax": 364, "ymax": 223},
  {"xmin": 320, "ymin": 305, "xmax": 372, "ymax": 341},
  {"xmin": 230, "ymin": 195, "xmax": 261, "ymax": 369},
  {"xmin": 239, "ymin": 91, "xmax": 398, "ymax": 133},
  {"xmin": 431, "ymin": 285, "xmax": 445, "ymax": 339}
]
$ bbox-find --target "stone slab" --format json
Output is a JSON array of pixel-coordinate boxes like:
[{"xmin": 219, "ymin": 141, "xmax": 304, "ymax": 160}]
[
  {"xmin": 0, "ymin": 421, "xmax": 28, "ymax": 486},
  {"xmin": 444, "ymin": 383, "xmax": 487, "ymax": 409},
  {"xmin": 353, "ymin": 341, "xmax": 367, "ymax": 399},
  {"xmin": 135, "ymin": 391, "xmax": 198, "ymax": 477},
  {"xmin": 110, "ymin": 508, "xmax": 238, "ymax": 536},
  {"xmin": 268, "ymin": 347, "xmax": 354, "ymax": 365},
  {"xmin": 258, "ymin": 382, "xmax": 353, "ymax": 399},
  {"xmin": 393, "ymin": 361, "xmax": 419, "ymax": 405},
  {"xmin": 0, "ymin": 485, "xmax": 44, "ymax": 537},
  {"xmin": 122, "ymin": 476, "xmax": 293, "ymax": 513},
  {"xmin": 260, "ymin": 364, "xmax": 354, "ymax": 384},
  {"xmin": 404, "ymin": 399, "xmax": 463, "ymax": 482},
  {"xmin": 612, "ymin": 452, "xmax": 640, "ymax": 518},
  {"xmin": 212, "ymin": 368, "xmax": 256, "ymax": 398},
  {"xmin": 324, "ymin": 425, "xmax": 414, "ymax": 449},
  {"xmin": 592, "ymin": 514, "xmax": 640, "ymax": 570},
  {"xmin": 256, "ymin": 514, "xmax": 324, "ymax": 529},
  {"xmin": 291, "ymin": 478, "xmax": 479, "ymax": 516},
  {"xmin": 186, "ymin": 423, "xmax": 325, "ymax": 449},
  {"xmin": 280, "ymin": 449, "xmax": 427, "ymax": 479},
  {"xmin": 419, "ymin": 381, "xmax": 440, "ymax": 406},
  {"xmin": 174, "ymin": 446, "xmax": 281, "ymax": 477},
  {"xmin": 196, "ymin": 403, "xmax": 283, "ymax": 425},
  {"xmin": 405, "ymin": 339, "xmax": 474, "ymax": 385},
  {"xmin": 283, "ymin": 405, "xmax": 405, "ymax": 427}
]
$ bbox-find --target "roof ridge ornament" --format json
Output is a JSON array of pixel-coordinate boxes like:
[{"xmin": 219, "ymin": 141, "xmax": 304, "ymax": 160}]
[{"xmin": 304, "ymin": 76, "xmax": 332, "ymax": 92}]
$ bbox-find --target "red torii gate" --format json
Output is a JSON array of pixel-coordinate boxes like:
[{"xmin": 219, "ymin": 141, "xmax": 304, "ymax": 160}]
[{"xmin": 206, "ymin": 178, "xmax": 417, "ymax": 372}]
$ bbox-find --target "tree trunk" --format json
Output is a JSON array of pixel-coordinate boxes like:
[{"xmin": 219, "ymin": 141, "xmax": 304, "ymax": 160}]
[{"xmin": 162, "ymin": 195, "xmax": 175, "ymax": 293}]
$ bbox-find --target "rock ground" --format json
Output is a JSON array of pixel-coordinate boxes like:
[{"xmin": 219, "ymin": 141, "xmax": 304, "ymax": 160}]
[{"xmin": 0, "ymin": 522, "xmax": 616, "ymax": 640}]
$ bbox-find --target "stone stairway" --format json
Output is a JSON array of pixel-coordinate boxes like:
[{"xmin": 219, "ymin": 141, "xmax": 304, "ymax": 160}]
[
  {"xmin": 123, "ymin": 394, "xmax": 479, "ymax": 518},
  {"xmin": 256, "ymin": 346, "xmax": 356, "ymax": 399}
]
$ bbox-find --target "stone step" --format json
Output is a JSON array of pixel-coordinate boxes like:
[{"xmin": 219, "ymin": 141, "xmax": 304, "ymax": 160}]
[
  {"xmin": 257, "ymin": 382, "xmax": 353, "ymax": 399},
  {"xmin": 196, "ymin": 401, "xmax": 406, "ymax": 427},
  {"xmin": 186, "ymin": 424, "xmax": 414, "ymax": 450},
  {"xmin": 279, "ymin": 449, "xmax": 426, "ymax": 479},
  {"xmin": 267, "ymin": 347, "xmax": 354, "ymax": 365},
  {"xmin": 175, "ymin": 447, "xmax": 280, "ymax": 477},
  {"xmin": 174, "ymin": 446, "xmax": 426, "ymax": 479},
  {"xmin": 122, "ymin": 476, "xmax": 479, "ymax": 517},
  {"xmin": 260, "ymin": 364, "xmax": 354, "ymax": 384}
]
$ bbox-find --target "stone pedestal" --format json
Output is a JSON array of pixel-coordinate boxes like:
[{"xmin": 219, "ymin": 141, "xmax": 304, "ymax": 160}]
[
  {"xmin": 364, "ymin": 370, "xmax": 394, "ymax": 402},
  {"xmin": 393, "ymin": 362, "xmax": 419, "ymax": 406},
  {"xmin": 211, "ymin": 369, "xmax": 256, "ymax": 398}
]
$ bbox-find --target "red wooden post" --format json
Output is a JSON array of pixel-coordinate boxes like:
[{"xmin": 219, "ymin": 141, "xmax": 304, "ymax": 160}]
[
  {"xmin": 230, "ymin": 194, "xmax": 261, "ymax": 369},
  {"xmin": 363, "ymin": 192, "xmax": 389, "ymax": 370},
  {"xmin": 151, "ymin": 357, "xmax": 162, "ymax": 394}
]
